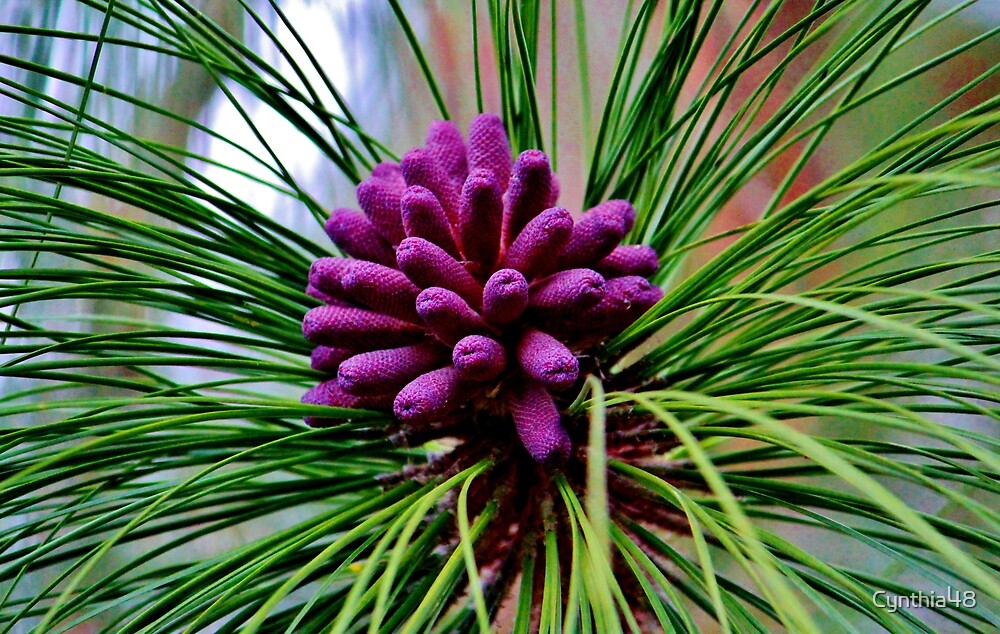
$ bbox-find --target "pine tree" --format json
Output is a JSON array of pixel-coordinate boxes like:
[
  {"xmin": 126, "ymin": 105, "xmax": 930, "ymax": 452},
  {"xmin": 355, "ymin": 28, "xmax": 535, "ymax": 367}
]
[{"xmin": 1, "ymin": 1, "xmax": 998, "ymax": 631}]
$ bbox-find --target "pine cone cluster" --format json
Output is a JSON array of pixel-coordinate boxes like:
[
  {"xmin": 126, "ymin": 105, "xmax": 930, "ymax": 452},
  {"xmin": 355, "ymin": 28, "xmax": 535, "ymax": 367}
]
[{"xmin": 302, "ymin": 114, "xmax": 661, "ymax": 465}]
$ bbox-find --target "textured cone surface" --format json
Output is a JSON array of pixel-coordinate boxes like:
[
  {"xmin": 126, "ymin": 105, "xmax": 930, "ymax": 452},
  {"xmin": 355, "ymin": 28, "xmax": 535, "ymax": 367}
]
[
  {"xmin": 308, "ymin": 257, "xmax": 356, "ymax": 301},
  {"xmin": 397, "ymin": 237, "xmax": 483, "ymax": 308},
  {"xmin": 394, "ymin": 365, "xmax": 466, "ymax": 424},
  {"xmin": 503, "ymin": 150, "xmax": 552, "ymax": 247},
  {"xmin": 595, "ymin": 244, "xmax": 659, "ymax": 277},
  {"xmin": 529, "ymin": 268, "xmax": 606, "ymax": 316},
  {"xmin": 425, "ymin": 120, "xmax": 469, "ymax": 187},
  {"xmin": 341, "ymin": 261, "xmax": 421, "ymax": 322},
  {"xmin": 560, "ymin": 201, "xmax": 636, "ymax": 268},
  {"xmin": 458, "ymin": 169, "xmax": 503, "ymax": 272},
  {"xmin": 338, "ymin": 343, "xmax": 448, "ymax": 395},
  {"xmin": 304, "ymin": 115, "xmax": 663, "ymax": 467},
  {"xmin": 310, "ymin": 345, "xmax": 354, "ymax": 372},
  {"xmin": 482, "ymin": 268, "xmax": 529, "ymax": 325},
  {"xmin": 325, "ymin": 208, "xmax": 397, "ymax": 266},
  {"xmin": 401, "ymin": 185, "xmax": 460, "ymax": 257},
  {"xmin": 302, "ymin": 379, "xmax": 395, "ymax": 426},
  {"xmin": 415, "ymin": 287, "xmax": 488, "ymax": 345},
  {"xmin": 356, "ymin": 168, "xmax": 406, "ymax": 245},
  {"xmin": 516, "ymin": 328, "xmax": 579, "ymax": 391},
  {"xmin": 503, "ymin": 207, "xmax": 573, "ymax": 279},
  {"xmin": 509, "ymin": 379, "xmax": 572, "ymax": 465},
  {"xmin": 452, "ymin": 335, "xmax": 507, "ymax": 382},
  {"xmin": 302, "ymin": 305, "xmax": 424, "ymax": 348},
  {"xmin": 557, "ymin": 276, "xmax": 665, "ymax": 343},
  {"xmin": 306, "ymin": 283, "xmax": 336, "ymax": 304},
  {"xmin": 467, "ymin": 113, "xmax": 512, "ymax": 190},
  {"xmin": 401, "ymin": 147, "xmax": 460, "ymax": 225}
]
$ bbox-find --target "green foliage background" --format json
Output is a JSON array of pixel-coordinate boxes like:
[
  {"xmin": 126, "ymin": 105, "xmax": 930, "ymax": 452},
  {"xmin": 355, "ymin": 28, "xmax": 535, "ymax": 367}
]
[{"xmin": 1, "ymin": 0, "xmax": 998, "ymax": 632}]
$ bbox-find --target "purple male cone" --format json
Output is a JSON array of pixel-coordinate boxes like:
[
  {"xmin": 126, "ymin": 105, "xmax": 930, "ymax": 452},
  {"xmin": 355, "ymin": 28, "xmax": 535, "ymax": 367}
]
[{"xmin": 302, "ymin": 115, "xmax": 661, "ymax": 466}]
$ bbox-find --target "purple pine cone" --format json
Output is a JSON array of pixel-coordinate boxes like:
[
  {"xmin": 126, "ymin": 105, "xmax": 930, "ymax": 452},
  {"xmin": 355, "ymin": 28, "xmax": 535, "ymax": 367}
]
[
  {"xmin": 308, "ymin": 257, "xmax": 356, "ymax": 301},
  {"xmin": 452, "ymin": 335, "xmax": 507, "ymax": 382},
  {"xmin": 310, "ymin": 345, "xmax": 354, "ymax": 372},
  {"xmin": 304, "ymin": 114, "xmax": 662, "ymax": 468},
  {"xmin": 616, "ymin": 275, "xmax": 662, "ymax": 310},
  {"xmin": 595, "ymin": 244, "xmax": 659, "ymax": 277},
  {"xmin": 400, "ymin": 147, "xmax": 460, "ymax": 225},
  {"xmin": 356, "ymin": 166, "xmax": 406, "ymax": 245},
  {"xmin": 302, "ymin": 379, "xmax": 394, "ymax": 426},
  {"xmin": 503, "ymin": 150, "xmax": 552, "ymax": 247},
  {"xmin": 482, "ymin": 268, "xmax": 529, "ymax": 326},
  {"xmin": 467, "ymin": 113, "xmax": 512, "ymax": 191},
  {"xmin": 503, "ymin": 207, "xmax": 573, "ymax": 279},
  {"xmin": 529, "ymin": 268, "xmax": 606, "ymax": 316},
  {"xmin": 598, "ymin": 275, "xmax": 663, "ymax": 316},
  {"xmin": 303, "ymin": 305, "xmax": 424, "ymax": 348},
  {"xmin": 371, "ymin": 162, "xmax": 405, "ymax": 182},
  {"xmin": 394, "ymin": 365, "xmax": 467, "ymax": 424},
  {"xmin": 341, "ymin": 261, "xmax": 421, "ymax": 322},
  {"xmin": 338, "ymin": 343, "xmax": 448, "ymax": 395},
  {"xmin": 560, "ymin": 200, "xmax": 636, "ymax": 268},
  {"xmin": 416, "ymin": 287, "xmax": 487, "ymax": 345},
  {"xmin": 397, "ymin": 237, "xmax": 483, "ymax": 309},
  {"xmin": 592, "ymin": 199, "xmax": 637, "ymax": 233},
  {"xmin": 458, "ymin": 169, "xmax": 504, "ymax": 273},
  {"xmin": 401, "ymin": 185, "xmax": 460, "ymax": 257},
  {"xmin": 516, "ymin": 328, "xmax": 579, "ymax": 391},
  {"xmin": 325, "ymin": 208, "xmax": 397, "ymax": 266},
  {"xmin": 508, "ymin": 379, "xmax": 571, "ymax": 465},
  {"xmin": 306, "ymin": 283, "xmax": 336, "ymax": 304},
  {"xmin": 553, "ymin": 276, "xmax": 664, "ymax": 344},
  {"xmin": 425, "ymin": 120, "xmax": 469, "ymax": 188}
]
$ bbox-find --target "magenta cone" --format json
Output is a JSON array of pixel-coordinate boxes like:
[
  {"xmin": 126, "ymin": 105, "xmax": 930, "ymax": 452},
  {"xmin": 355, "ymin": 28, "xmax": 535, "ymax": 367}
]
[
  {"xmin": 394, "ymin": 366, "xmax": 467, "ymax": 424},
  {"xmin": 310, "ymin": 345, "xmax": 354, "ymax": 372},
  {"xmin": 467, "ymin": 113, "xmax": 512, "ymax": 190},
  {"xmin": 595, "ymin": 244, "xmax": 659, "ymax": 277},
  {"xmin": 341, "ymin": 261, "xmax": 421, "ymax": 322},
  {"xmin": 452, "ymin": 335, "xmax": 507, "ymax": 382},
  {"xmin": 397, "ymin": 237, "xmax": 483, "ymax": 308},
  {"xmin": 325, "ymin": 208, "xmax": 397, "ymax": 266},
  {"xmin": 306, "ymin": 283, "xmax": 336, "ymax": 304},
  {"xmin": 400, "ymin": 147, "xmax": 459, "ymax": 225},
  {"xmin": 503, "ymin": 150, "xmax": 552, "ymax": 246},
  {"xmin": 560, "ymin": 200, "xmax": 636, "ymax": 268},
  {"xmin": 503, "ymin": 207, "xmax": 573, "ymax": 279},
  {"xmin": 401, "ymin": 185, "xmax": 460, "ymax": 257},
  {"xmin": 356, "ymin": 166, "xmax": 406, "ymax": 245},
  {"xmin": 308, "ymin": 257, "xmax": 356, "ymax": 301},
  {"xmin": 303, "ymin": 305, "xmax": 424, "ymax": 348},
  {"xmin": 458, "ymin": 169, "xmax": 503, "ymax": 272},
  {"xmin": 302, "ymin": 379, "xmax": 395, "ymax": 426},
  {"xmin": 425, "ymin": 120, "xmax": 468, "ymax": 187},
  {"xmin": 508, "ymin": 379, "xmax": 571, "ymax": 465},
  {"xmin": 303, "ymin": 116, "xmax": 661, "ymax": 468},
  {"xmin": 338, "ymin": 343, "xmax": 448, "ymax": 395},
  {"xmin": 515, "ymin": 328, "xmax": 579, "ymax": 391},
  {"xmin": 529, "ymin": 268, "xmax": 606, "ymax": 316},
  {"xmin": 416, "ymin": 287, "xmax": 487, "ymax": 345},
  {"xmin": 482, "ymin": 268, "xmax": 529, "ymax": 326}
]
